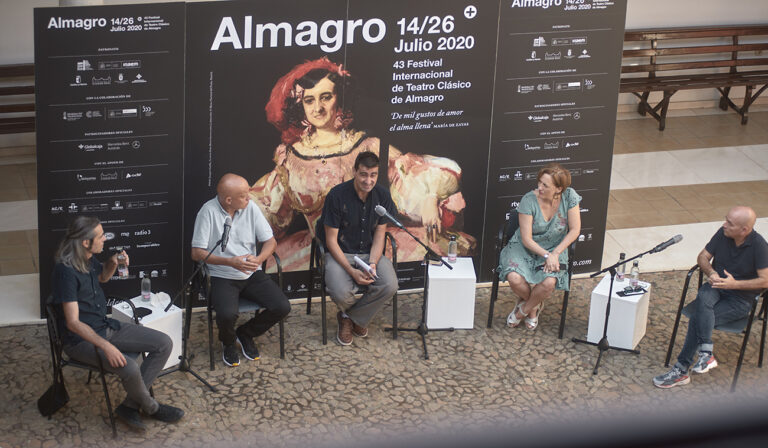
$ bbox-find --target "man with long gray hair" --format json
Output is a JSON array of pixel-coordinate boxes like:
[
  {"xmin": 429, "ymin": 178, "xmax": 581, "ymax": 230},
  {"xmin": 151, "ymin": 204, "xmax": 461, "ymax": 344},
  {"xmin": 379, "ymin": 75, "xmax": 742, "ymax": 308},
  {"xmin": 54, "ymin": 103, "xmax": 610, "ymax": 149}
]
[{"xmin": 51, "ymin": 216, "xmax": 184, "ymax": 430}]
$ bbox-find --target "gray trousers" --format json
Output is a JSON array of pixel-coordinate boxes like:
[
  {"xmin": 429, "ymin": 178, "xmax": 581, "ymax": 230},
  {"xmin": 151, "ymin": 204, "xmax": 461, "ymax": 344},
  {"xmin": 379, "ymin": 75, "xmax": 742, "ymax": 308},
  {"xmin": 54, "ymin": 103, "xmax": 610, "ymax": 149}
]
[
  {"xmin": 64, "ymin": 322, "xmax": 172, "ymax": 414},
  {"xmin": 324, "ymin": 253, "xmax": 398, "ymax": 327}
]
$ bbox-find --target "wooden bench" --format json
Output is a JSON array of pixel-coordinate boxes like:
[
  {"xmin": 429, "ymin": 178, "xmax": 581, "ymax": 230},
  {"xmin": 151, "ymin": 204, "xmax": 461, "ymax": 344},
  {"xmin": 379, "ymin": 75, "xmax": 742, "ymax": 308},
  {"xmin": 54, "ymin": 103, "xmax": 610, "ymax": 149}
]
[
  {"xmin": 620, "ymin": 25, "xmax": 768, "ymax": 130},
  {"xmin": 0, "ymin": 64, "xmax": 35, "ymax": 135}
]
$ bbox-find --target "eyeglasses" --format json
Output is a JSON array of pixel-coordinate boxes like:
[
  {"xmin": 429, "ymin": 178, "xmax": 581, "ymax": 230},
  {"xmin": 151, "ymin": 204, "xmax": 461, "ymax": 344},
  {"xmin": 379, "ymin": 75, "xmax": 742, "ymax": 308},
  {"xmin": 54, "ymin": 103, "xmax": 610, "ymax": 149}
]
[{"xmin": 623, "ymin": 285, "xmax": 644, "ymax": 293}]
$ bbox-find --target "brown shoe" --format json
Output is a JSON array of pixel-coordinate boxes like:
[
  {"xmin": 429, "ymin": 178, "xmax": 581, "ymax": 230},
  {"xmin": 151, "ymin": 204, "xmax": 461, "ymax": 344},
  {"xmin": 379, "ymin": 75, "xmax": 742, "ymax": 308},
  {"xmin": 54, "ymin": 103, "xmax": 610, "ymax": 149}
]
[
  {"xmin": 336, "ymin": 312, "xmax": 353, "ymax": 346},
  {"xmin": 351, "ymin": 321, "xmax": 368, "ymax": 338}
]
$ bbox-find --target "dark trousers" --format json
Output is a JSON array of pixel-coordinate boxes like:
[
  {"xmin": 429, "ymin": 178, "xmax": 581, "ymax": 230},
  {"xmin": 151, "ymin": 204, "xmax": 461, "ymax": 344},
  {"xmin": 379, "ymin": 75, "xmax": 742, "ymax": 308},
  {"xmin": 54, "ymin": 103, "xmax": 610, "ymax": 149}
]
[{"xmin": 210, "ymin": 270, "xmax": 290, "ymax": 345}]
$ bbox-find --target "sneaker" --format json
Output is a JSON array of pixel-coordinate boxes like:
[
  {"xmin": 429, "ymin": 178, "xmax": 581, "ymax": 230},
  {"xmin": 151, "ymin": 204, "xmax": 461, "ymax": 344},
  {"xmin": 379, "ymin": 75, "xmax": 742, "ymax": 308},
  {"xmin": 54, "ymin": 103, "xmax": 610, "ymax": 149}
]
[
  {"xmin": 149, "ymin": 403, "xmax": 184, "ymax": 423},
  {"xmin": 691, "ymin": 352, "xmax": 718, "ymax": 374},
  {"xmin": 222, "ymin": 343, "xmax": 240, "ymax": 367},
  {"xmin": 336, "ymin": 311, "xmax": 353, "ymax": 346},
  {"xmin": 653, "ymin": 366, "xmax": 690, "ymax": 389},
  {"xmin": 351, "ymin": 321, "xmax": 368, "ymax": 338},
  {"xmin": 236, "ymin": 328, "xmax": 260, "ymax": 361},
  {"xmin": 115, "ymin": 404, "xmax": 147, "ymax": 431}
]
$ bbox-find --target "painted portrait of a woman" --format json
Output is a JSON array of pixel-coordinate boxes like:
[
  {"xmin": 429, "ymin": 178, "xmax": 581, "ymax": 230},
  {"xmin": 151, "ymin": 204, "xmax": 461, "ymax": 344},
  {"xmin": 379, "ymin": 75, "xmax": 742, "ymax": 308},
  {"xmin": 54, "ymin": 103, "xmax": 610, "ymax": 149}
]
[{"xmin": 250, "ymin": 57, "xmax": 475, "ymax": 270}]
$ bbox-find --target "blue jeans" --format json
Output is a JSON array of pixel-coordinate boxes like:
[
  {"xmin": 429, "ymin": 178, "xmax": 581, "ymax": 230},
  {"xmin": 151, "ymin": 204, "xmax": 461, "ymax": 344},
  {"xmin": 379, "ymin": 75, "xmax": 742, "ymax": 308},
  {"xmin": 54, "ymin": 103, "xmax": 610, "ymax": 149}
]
[{"xmin": 675, "ymin": 283, "xmax": 752, "ymax": 371}]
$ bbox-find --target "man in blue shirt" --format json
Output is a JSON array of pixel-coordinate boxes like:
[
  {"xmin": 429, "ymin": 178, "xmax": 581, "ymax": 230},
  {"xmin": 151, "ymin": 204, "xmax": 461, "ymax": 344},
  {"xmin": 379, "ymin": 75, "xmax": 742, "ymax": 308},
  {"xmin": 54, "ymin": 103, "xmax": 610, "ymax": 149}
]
[
  {"xmin": 654, "ymin": 206, "xmax": 768, "ymax": 388},
  {"xmin": 320, "ymin": 152, "xmax": 399, "ymax": 345},
  {"xmin": 52, "ymin": 216, "xmax": 183, "ymax": 430}
]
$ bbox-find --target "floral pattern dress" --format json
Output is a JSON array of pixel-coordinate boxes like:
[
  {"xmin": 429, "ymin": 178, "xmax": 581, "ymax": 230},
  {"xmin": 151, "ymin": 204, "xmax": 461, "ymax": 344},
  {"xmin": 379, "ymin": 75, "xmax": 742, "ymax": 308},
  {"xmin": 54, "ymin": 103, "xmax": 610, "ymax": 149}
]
[{"xmin": 498, "ymin": 187, "xmax": 581, "ymax": 291}]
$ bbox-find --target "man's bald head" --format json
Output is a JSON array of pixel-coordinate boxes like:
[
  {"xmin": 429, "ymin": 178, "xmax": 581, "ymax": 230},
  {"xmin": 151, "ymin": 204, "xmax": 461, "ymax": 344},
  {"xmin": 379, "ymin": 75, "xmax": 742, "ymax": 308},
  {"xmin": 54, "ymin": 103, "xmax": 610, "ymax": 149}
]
[
  {"xmin": 216, "ymin": 173, "xmax": 250, "ymax": 212},
  {"xmin": 724, "ymin": 205, "xmax": 757, "ymax": 244},
  {"xmin": 729, "ymin": 206, "xmax": 757, "ymax": 230}
]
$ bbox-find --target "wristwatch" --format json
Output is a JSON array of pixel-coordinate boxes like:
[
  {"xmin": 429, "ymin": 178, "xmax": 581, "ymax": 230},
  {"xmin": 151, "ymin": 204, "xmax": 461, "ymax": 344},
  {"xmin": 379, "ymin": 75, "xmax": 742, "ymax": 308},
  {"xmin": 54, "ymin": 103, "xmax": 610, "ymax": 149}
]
[{"xmin": 543, "ymin": 252, "xmax": 550, "ymax": 259}]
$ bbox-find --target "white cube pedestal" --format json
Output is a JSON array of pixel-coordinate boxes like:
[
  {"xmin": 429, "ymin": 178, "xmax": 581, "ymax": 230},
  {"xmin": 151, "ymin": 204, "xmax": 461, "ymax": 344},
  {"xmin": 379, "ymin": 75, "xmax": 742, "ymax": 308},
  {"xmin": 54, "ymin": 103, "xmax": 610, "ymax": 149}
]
[
  {"xmin": 426, "ymin": 257, "xmax": 476, "ymax": 329},
  {"xmin": 112, "ymin": 293, "xmax": 182, "ymax": 370},
  {"xmin": 587, "ymin": 274, "xmax": 651, "ymax": 350}
]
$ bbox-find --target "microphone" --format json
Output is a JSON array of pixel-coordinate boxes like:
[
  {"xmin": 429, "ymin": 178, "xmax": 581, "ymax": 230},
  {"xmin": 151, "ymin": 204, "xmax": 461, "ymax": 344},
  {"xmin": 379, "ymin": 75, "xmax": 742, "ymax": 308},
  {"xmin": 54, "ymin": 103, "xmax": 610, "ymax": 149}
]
[
  {"xmin": 651, "ymin": 234, "xmax": 683, "ymax": 253},
  {"xmin": 374, "ymin": 205, "xmax": 404, "ymax": 229},
  {"xmin": 221, "ymin": 216, "xmax": 232, "ymax": 251}
]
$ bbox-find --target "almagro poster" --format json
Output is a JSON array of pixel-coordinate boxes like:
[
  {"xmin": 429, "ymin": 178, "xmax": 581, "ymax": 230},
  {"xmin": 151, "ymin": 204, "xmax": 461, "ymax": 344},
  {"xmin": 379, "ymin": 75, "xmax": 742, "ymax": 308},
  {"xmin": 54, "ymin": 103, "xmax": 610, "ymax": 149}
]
[
  {"xmin": 35, "ymin": 0, "xmax": 626, "ymax": 306},
  {"xmin": 35, "ymin": 2, "xmax": 186, "ymax": 308},
  {"xmin": 184, "ymin": 0, "xmax": 499, "ymax": 294}
]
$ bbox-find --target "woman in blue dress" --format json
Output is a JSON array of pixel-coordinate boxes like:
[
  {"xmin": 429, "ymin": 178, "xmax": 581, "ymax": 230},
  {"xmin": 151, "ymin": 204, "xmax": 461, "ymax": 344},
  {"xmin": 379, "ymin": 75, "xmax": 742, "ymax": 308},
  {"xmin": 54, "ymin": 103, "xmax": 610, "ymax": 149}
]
[{"xmin": 498, "ymin": 163, "xmax": 582, "ymax": 330}]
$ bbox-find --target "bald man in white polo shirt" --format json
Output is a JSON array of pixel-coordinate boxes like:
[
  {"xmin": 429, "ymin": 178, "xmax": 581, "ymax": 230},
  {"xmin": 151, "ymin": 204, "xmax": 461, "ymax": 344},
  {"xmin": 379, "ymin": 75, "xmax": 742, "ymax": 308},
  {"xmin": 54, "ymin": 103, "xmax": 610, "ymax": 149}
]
[{"xmin": 192, "ymin": 173, "xmax": 290, "ymax": 367}]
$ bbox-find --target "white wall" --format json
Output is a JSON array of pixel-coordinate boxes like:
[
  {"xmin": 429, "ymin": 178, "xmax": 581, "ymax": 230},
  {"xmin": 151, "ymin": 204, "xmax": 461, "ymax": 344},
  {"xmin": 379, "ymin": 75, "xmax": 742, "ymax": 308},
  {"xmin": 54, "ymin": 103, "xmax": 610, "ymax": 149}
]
[
  {"xmin": 626, "ymin": 0, "xmax": 768, "ymax": 29},
  {"xmin": 0, "ymin": 0, "xmax": 58, "ymax": 65}
]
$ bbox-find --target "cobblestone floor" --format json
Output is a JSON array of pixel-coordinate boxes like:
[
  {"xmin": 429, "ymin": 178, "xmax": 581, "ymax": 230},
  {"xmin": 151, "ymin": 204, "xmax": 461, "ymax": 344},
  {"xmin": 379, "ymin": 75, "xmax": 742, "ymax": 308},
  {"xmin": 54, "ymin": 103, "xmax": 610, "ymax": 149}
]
[{"xmin": 3, "ymin": 271, "xmax": 768, "ymax": 447}]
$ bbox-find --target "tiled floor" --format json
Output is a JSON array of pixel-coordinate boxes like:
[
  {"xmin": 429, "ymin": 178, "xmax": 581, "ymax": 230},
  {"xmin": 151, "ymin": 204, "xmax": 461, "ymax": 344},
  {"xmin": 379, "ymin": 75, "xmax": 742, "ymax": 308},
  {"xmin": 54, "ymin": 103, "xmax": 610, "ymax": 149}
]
[
  {"xmin": 3, "ymin": 274, "xmax": 768, "ymax": 447},
  {"xmin": 2, "ymin": 109, "xmax": 768, "ymax": 447},
  {"xmin": 0, "ymin": 109, "xmax": 767, "ymax": 323},
  {"xmin": 0, "ymin": 162, "xmax": 37, "ymax": 202},
  {"xmin": 607, "ymin": 181, "xmax": 768, "ymax": 229}
]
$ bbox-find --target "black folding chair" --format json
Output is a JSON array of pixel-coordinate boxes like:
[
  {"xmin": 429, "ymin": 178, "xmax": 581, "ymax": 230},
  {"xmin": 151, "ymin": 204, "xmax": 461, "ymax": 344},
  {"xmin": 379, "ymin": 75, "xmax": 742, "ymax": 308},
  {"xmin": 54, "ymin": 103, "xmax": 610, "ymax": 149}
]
[
  {"xmin": 306, "ymin": 219, "xmax": 399, "ymax": 344},
  {"xmin": 198, "ymin": 249, "xmax": 286, "ymax": 371},
  {"xmin": 486, "ymin": 209, "xmax": 576, "ymax": 338},
  {"xmin": 664, "ymin": 264, "xmax": 768, "ymax": 392},
  {"xmin": 44, "ymin": 297, "xmax": 145, "ymax": 438}
]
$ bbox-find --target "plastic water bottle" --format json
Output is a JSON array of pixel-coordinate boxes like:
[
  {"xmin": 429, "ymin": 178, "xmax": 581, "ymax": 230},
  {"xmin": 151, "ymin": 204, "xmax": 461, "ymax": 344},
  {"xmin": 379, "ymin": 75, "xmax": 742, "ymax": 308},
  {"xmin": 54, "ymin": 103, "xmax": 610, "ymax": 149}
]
[
  {"xmin": 447, "ymin": 235, "xmax": 458, "ymax": 263},
  {"xmin": 616, "ymin": 253, "xmax": 626, "ymax": 282},
  {"xmin": 630, "ymin": 260, "xmax": 640, "ymax": 287},
  {"xmin": 141, "ymin": 277, "xmax": 151, "ymax": 302},
  {"xmin": 117, "ymin": 253, "xmax": 128, "ymax": 279}
]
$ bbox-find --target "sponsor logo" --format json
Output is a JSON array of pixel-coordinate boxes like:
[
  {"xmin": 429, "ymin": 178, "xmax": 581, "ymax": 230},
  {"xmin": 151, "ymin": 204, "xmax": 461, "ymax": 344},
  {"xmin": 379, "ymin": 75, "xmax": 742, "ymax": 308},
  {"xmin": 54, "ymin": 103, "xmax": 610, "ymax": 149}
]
[{"xmin": 76, "ymin": 174, "xmax": 96, "ymax": 181}]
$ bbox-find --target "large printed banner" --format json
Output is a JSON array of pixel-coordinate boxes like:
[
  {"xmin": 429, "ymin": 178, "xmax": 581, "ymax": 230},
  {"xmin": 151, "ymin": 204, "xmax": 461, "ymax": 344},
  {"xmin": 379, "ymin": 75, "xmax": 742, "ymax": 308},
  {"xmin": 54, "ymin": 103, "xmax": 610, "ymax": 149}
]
[
  {"xmin": 185, "ymin": 0, "xmax": 499, "ymax": 294},
  {"xmin": 482, "ymin": 1, "xmax": 627, "ymax": 279},
  {"xmin": 34, "ymin": 3, "xmax": 186, "ymax": 304},
  {"xmin": 35, "ymin": 0, "xmax": 626, "ymax": 308}
]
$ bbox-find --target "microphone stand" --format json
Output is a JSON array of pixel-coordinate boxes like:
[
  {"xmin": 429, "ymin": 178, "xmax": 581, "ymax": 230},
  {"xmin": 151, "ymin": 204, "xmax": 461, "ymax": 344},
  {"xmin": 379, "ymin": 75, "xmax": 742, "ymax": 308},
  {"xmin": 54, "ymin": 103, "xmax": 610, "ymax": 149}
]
[
  {"xmin": 157, "ymin": 239, "xmax": 225, "ymax": 392},
  {"xmin": 384, "ymin": 223, "xmax": 453, "ymax": 360},
  {"xmin": 572, "ymin": 246, "xmax": 658, "ymax": 375}
]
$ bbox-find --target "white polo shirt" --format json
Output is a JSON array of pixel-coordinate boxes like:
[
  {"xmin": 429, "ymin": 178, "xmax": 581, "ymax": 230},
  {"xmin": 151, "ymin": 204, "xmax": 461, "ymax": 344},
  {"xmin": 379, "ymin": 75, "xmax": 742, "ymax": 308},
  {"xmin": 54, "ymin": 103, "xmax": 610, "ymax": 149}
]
[{"xmin": 191, "ymin": 197, "xmax": 274, "ymax": 280}]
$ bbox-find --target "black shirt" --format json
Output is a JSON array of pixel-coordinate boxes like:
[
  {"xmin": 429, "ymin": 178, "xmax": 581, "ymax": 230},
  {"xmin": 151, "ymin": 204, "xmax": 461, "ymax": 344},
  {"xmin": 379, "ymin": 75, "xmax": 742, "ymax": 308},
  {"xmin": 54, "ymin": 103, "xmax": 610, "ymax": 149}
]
[
  {"xmin": 52, "ymin": 257, "xmax": 121, "ymax": 346},
  {"xmin": 320, "ymin": 179, "xmax": 395, "ymax": 254},
  {"xmin": 705, "ymin": 228, "xmax": 768, "ymax": 299}
]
